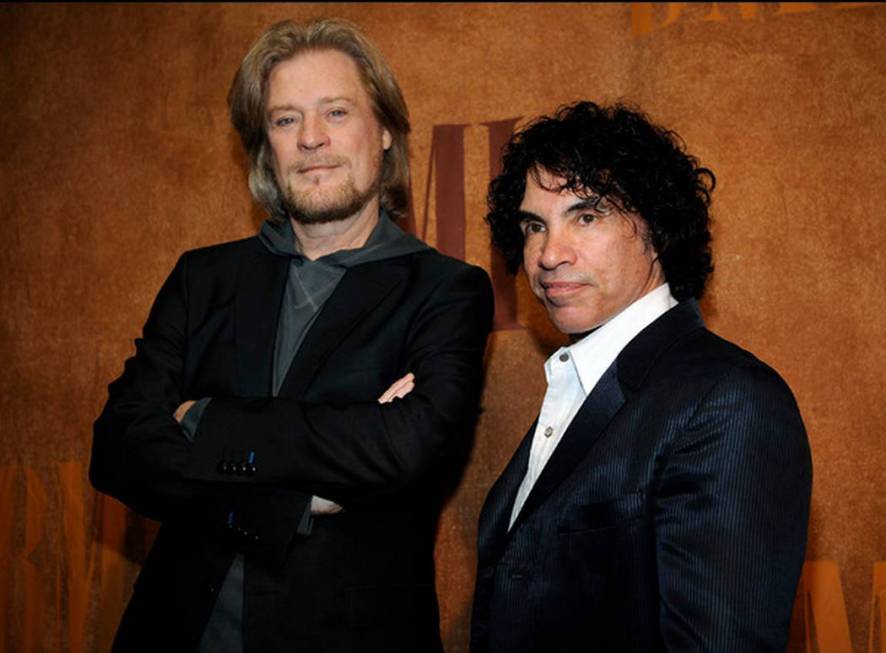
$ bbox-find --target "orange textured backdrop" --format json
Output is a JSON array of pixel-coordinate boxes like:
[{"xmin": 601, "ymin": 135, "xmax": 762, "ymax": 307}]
[{"xmin": 1, "ymin": 3, "xmax": 884, "ymax": 652}]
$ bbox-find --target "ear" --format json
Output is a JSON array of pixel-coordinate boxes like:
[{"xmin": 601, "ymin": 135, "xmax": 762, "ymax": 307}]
[{"xmin": 382, "ymin": 128, "xmax": 392, "ymax": 151}]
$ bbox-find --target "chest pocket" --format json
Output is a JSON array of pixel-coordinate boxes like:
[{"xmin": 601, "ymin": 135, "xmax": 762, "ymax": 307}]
[{"xmin": 558, "ymin": 491, "xmax": 647, "ymax": 533}]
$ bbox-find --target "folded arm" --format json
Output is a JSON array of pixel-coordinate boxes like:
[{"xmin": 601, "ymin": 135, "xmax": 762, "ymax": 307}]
[
  {"xmin": 90, "ymin": 253, "xmax": 493, "ymax": 557},
  {"xmin": 186, "ymin": 267, "xmax": 491, "ymax": 506}
]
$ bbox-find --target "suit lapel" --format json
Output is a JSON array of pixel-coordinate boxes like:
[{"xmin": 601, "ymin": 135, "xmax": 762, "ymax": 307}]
[
  {"xmin": 477, "ymin": 421, "xmax": 535, "ymax": 563},
  {"xmin": 278, "ymin": 259, "xmax": 407, "ymax": 398},
  {"xmin": 505, "ymin": 300, "xmax": 705, "ymax": 533},
  {"xmin": 234, "ymin": 250, "xmax": 289, "ymax": 396},
  {"xmin": 509, "ymin": 362, "xmax": 626, "ymax": 533}
]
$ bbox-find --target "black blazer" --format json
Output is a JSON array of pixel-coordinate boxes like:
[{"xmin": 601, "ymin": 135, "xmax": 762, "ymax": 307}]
[
  {"xmin": 471, "ymin": 301, "xmax": 811, "ymax": 653},
  {"xmin": 91, "ymin": 235, "xmax": 494, "ymax": 653}
]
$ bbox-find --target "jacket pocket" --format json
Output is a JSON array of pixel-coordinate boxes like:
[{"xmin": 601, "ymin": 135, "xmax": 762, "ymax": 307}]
[{"xmin": 557, "ymin": 491, "xmax": 647, "ymax": 533}]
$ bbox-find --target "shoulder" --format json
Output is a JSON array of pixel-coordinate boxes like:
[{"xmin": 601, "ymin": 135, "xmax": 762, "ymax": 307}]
[
  {"xmin": 625, "ymin": 303, "xmax": 803, "ymax": 423},
  {"xmin": 367, "ymin": 246, "xmax": 493, "ymax": 296},
  {"xmin": 408, "ymin": 246, "xmax": 488, "ymax": 276},
  {"xmin": 416, "ymin": 250, "xmax": 494, "ymax": 308},
  {"xmin": 664, "ymin": 328, "xmax": 791, "ymax": 392},
  {"xmin": 179, "ymin": 236, "xmax": 261, "ymax": 267},
  {"xmin": 170, "ymin": 236, "xmax": 264, "ymax": 282},
  {"xmin": 652, "ymin": 327, "xmax": 805, "ymax": 442}
]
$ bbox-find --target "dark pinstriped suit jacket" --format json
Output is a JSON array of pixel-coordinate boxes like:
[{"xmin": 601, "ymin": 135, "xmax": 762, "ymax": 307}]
[{"xmin": 471, "ymin": 300, "xmax": 811, "ymax": 652}]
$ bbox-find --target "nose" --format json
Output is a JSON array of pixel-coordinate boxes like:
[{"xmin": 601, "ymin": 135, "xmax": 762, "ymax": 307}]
[
  {"xmin": 298, "ymin": 113, "xmax": 328, "ymax": 152},
  {"xmin": 536, "ymin": 227, "xmax": 576, "ymax": 271}
]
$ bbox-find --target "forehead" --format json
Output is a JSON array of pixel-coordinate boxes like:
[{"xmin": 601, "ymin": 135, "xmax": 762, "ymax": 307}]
[
  {"xmin": 267, "ymin": 49, "xmax": 368, "ymax": 106},
  {"xmin": 519, "ymin": 169, "xmax": 592, "ymax": 216}
]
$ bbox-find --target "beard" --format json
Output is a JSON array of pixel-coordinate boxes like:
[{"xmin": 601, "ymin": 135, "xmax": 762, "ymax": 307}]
[{"xmin": 280, "ymin": 159, "xmax": 382, "ymax": 225}]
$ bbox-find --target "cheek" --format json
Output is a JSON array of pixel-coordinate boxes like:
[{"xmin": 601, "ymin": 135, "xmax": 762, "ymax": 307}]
[
  {"xmin": 268, "ymin": 139, "xmax": 291, "ymax": 173},
  {"xmin": 522, "ymin": 242, "xmax": 540, "ymax": 273}
]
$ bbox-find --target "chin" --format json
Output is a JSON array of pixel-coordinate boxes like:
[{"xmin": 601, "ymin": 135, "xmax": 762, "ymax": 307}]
[{"xmin": 548, "ymin": 310, "xmax": 603, "ymax": 337}]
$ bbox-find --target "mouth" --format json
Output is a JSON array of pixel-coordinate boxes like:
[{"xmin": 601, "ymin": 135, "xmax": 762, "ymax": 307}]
[
  {"xmin": 298, "ymin": 164, "xmax": 340, "ymax": 174},
  {"xmin": 539, "ymin": 280, "xmax": 588, "ymax": 302}
]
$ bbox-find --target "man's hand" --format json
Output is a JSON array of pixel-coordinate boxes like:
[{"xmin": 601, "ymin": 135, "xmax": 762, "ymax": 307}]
[
  {"xmin": 173, "ymin": 373, "xmax": 413, "ymax": 433},
  {"xmin": 172, "ymin": 376, "xmax": 414, "ymax": 516},
  {"xmin": 309, "ymin": 374, "xmax": 417, "ymax": 516},
  {"xmin": 173, "ymin": 400, "xmax": 197, "ymax": 424},
  {"xmin": 173, "ymin": 371, "xmax": 414, "ymax": 424},
  {"xmin": 377, "ymin": 372, "xmax": 415, "ymax": 404}
]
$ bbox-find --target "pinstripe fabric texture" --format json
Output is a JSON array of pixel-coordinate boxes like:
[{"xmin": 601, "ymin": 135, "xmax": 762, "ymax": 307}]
[{"xmin": 471, "ymin": 300, "xmax": 812, "ymax": 652}]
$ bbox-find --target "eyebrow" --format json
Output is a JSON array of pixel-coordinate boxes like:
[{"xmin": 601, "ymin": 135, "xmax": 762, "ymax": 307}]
[
  {"xmin": 266, "ymin": 96, "xmax": 356, "ymax": 116},
  {"xmin": 317, "ymin": 95, "xmax": 356, "ymax": 106},
  {"xmin": 517, "ymin": 198, "xmax": 601, "ymax": 222},
  {"xmin": 267, "ymin": 103, "xmax": 298, "ymax": 116},
  {"xmin": 517, "ymin": 210, "xmax": 542, "ymax": 223},
  {"xmin": 563, "ymin": 198, "xmax": 601, "ymax": 214}
]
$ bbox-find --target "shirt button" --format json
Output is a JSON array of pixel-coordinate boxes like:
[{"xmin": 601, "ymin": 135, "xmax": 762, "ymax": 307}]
[
  {"xmin": 559, "ymin": 353, "xmax": 569, "ymax": 362},
  {"xmin": 544, "ymin": 426, "xmax": 553, "ymax": 437}
]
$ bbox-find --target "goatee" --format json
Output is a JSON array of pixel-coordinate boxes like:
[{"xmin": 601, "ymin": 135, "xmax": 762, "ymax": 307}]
[{"xmin": 282, "ymin": 173, "xmax": 380, "ymax": 225}]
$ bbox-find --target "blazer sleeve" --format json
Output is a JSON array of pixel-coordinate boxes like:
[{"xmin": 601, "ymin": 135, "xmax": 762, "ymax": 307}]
[
  {"xmin": 654, "ymin": 363, "xmax": 812, "ymax": 651},
  {"xmin": 91, "ymin": 253, "xmax": 198, "ymax": 519},
  {"xmin": 91, "ymin": 252, "xmax": 494, "ymax": 562},
  {"xmin": 186, "ymin": 262, "xmax": 494, "ymax": 505},
  {"xmin": 90, "ymin": 253, "xmax": 314, "ymax": 564}
]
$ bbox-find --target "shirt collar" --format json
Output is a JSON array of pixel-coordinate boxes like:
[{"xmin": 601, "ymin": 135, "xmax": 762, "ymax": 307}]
[{"xmin": 546, "ymin": 284, "xmax": 678, "ymax": 394}]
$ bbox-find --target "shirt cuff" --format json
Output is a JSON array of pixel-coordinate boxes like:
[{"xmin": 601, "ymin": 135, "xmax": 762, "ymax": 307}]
[
  {"xmin": 296, "ymin": 501, "xmax": 313, "ymax": 536},
  {"xmin": 180, "ymin": 397, "xmax": 212, "ymax": 442}
]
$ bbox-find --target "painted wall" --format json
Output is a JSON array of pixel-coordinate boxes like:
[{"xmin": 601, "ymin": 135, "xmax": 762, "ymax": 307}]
[{"xmin": 1, "ymin": 3, "xmax": 884, "ymax": 651}]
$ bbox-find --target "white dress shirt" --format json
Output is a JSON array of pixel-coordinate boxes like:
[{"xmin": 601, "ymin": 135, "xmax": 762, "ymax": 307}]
[{"xmin": 508, "ymin": 284, "xmax": 678, "ymax": 529}]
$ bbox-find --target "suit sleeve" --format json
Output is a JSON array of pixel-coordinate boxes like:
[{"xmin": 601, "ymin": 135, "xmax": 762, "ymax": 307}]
[
  {"xmin": 187, "ymin": 263, "xmax": 494, "ymax": 505},
  {"xmin": 90, "ymin": 253, "xmax": 314, "ymax": 564},
  {"xmin": 90, "ymin": 252, "xmax": 494, "ymax": 563},
  {"xmin": 91, "ymin": 253, "xmax": 197, "ymax": 520},
  {"xmin": 654, "ymin": 363, "xmax": 812, "ymax": 651}
]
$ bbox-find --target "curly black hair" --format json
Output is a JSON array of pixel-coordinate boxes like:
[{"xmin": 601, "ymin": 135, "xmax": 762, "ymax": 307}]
[{"xmin": 487, "ymin": 101, "xmax": 715, "ymax": 301}]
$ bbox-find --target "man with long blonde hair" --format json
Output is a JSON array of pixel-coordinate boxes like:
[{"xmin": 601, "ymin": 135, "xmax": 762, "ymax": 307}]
[{"xmin": 91, "ymin": 18, "xmax": 493, "ymax": 652}]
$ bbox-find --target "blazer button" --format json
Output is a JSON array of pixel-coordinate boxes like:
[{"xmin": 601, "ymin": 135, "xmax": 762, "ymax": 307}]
[{"xmin": 205, "ymin": 582, "xmax": 217, "ymax": 595}]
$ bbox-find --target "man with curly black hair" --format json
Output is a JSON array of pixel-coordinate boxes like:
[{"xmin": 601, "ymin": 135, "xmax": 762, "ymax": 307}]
[{"xmin": 471, "ymin": 101, "xmax": 811, "ymax": 652}]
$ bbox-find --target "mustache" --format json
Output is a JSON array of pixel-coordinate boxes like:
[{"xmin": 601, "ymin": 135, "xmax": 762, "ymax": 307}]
[
  {"xmin": 537, "ymin": 275, "xmax": 595, "ymax": 287},
  {"xmin": 290, "ymin": 157, "xmax": 348, "ymax": 173}
]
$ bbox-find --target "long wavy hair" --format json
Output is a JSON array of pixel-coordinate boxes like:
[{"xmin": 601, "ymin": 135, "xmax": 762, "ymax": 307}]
[
  {"xmin": 228, "ymin": 19, "xmax": 411, "ymax": 223},
  {"xmin": 487, "ymin": 101, "xmax": 715, "ymax": 300}
]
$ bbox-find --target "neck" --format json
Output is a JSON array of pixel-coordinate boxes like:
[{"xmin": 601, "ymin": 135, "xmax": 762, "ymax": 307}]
[{"xmin": 290, "ymin": 198, "xmax": 381, "ymax": 260}]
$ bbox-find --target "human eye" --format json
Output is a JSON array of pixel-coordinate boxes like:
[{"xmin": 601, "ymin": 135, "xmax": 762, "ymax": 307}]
[
  {"xmin": 273, "ymin": 115, "xmax": 296, "ymax": 128},
  {"xmin": 520, "ymin": 219, "xmax": 545, "ymax": 236},
  {"xmin": 577, "ymin": 213, "xmax": 600, "ymax": 226},
  {"xmin": 328, "ymin": 108, "xmax": 349, "ymax": 120}
]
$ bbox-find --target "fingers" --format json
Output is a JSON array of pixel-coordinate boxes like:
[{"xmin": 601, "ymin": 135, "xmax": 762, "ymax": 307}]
[
  {"xmin": 173, "ymin": 399, "xmax": 197, "ymax": 424},
  {"xmin": 310, "ymin": 495, "xmax": 345, "ymax": 515},
  {"xmin": 377, "ymin": 372, "xmax": 415, "ymax": 404}
]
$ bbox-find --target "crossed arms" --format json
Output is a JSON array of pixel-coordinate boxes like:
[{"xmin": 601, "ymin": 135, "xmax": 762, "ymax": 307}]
[{"xmin": 90, "ymin": 249, "xmax": 494, "ymax": 562}]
